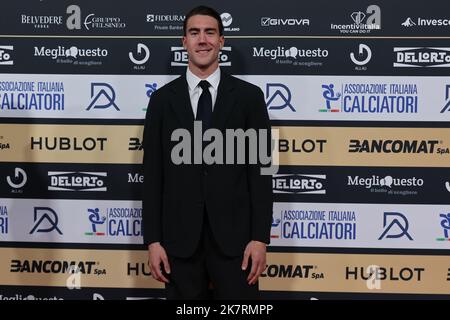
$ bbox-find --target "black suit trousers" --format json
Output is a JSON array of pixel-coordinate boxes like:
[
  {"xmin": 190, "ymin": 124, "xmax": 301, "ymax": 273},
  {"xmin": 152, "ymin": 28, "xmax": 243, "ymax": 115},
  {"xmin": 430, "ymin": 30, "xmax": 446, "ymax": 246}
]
[{"xmin": 164, "ymin": 211, "xmax": 260, "ymax": 300}]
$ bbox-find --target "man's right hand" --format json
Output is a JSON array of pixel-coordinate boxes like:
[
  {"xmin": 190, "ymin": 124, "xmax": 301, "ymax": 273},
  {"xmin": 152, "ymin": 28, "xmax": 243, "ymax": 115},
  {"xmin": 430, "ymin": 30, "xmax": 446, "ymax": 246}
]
[{"xmin": 148, "ymin": 242, "xmax": 171, "ymax": 283}]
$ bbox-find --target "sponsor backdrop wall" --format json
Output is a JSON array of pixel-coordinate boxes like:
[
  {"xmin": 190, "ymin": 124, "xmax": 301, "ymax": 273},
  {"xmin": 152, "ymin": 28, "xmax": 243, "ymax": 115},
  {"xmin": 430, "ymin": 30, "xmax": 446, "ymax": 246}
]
[{"xmin": 1, "ymin": 0, "xmax": 449, "ymax": 300}]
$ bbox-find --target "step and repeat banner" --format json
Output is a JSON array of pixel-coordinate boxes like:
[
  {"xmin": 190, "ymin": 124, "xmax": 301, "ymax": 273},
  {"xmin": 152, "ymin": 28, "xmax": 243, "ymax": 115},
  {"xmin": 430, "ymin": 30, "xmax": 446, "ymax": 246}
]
[{"xmin": 1, "ymin": 0, "xmax": 450, "ymax": 300}]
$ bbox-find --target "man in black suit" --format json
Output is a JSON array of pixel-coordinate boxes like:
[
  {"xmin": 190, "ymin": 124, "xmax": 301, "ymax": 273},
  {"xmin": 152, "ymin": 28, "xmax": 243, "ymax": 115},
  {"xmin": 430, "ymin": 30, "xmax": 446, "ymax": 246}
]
[{"xmin": 142, "ymin": 5, "xmax": 273, "ymax": 299}]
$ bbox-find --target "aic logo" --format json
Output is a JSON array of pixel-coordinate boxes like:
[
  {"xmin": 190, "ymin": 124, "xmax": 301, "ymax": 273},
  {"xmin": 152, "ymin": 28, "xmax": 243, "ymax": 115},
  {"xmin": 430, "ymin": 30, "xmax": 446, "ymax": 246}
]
[
  {"xmin": 350, "ymin": 44, "xmax": 372, "ymax": 68},
  {"xmin": 6, "ymin": 167, "xmax": 27, "ymax": 190},
  {"xmin": 85, "ymin": 208, "xmax": 106, "ymax": 236},
  {"xmin": 438, "ymin": 213, "xmax": 450, "ymax": 241},
  {"xmin": 142, "ymin": 83, "xmax": 158, "ymax": 112},
  {"xmin": 171, "ymin": 47, "xmax": 232, "ymax": 66},
  {"xmin": 378, "ymin": 212, "xmax": 413, "ymax": 240},
  {"xmin": 394, "ymin": 47, "xmax": 450, "ymax": 67},
  {"xmin": 86, "ymin": 83, "xmax": 119, "ymax": 111},
  {"xmin": 129, "ymin": 43, "xmax": 150, "ymax": 68},
  {"xmin": 48, "ymin": 172, "xmax": 107, "ymax": 191},
  {"xmin": 441, "ymin": 85, "xmax": 450, "ymax": 113},
  {"xmin": 318, "ymin": 84, "xmax": 341, "ymax": 112},
  {"xmin": 29, "ymin": 207, "xmax": 63, "ymax": 235},
  {"xmin": 0, "ymin": 46, "xmax": 14, "ymax": 65},
  {"xmin": 265, "ymin": 83, "xmax": 295, "ymax": 112}
]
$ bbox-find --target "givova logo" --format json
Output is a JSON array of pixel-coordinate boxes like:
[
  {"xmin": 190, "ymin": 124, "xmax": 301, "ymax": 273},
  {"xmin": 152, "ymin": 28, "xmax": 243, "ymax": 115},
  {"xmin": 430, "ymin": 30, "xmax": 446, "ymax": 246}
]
[
  {"xmin": 261, "ymin": 264, "xmax": 324, "ymax": 280},
  {"xmin": 272, "ymin": 174, "xmax": 326, "ymax": 194},
  {"xmin": 171, "ymin": 46, "xmax": 232, "ymax": 66},
  {"xmin": 48, "ymin": 171, "xmax": 107, "ymax": 191}
]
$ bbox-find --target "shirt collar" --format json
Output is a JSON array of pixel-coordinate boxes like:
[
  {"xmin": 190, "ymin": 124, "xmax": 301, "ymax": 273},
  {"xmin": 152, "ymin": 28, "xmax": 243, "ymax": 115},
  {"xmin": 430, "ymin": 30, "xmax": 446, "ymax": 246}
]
[{"xmin": 186, "ymin": 67, "xmax": 221, "ymax": 91}]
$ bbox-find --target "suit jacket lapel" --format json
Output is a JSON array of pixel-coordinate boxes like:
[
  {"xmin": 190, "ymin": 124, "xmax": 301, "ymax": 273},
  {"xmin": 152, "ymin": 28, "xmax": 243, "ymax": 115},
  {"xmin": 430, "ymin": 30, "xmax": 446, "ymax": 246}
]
[
  {"xmin": 211, "ymin": 72, "xmax": 236, "ymax": 130},
  {"xmin": 169, "ymin": 75, "xmax": 195, "ymax": 130}
]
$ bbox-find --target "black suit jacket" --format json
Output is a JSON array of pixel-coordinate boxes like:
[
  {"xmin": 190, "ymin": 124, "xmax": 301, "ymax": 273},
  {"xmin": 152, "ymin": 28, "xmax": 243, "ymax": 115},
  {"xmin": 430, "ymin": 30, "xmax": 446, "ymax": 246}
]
[{"xmin": 142, "ymin": 71, "xmax": 273, "ymax": 258}]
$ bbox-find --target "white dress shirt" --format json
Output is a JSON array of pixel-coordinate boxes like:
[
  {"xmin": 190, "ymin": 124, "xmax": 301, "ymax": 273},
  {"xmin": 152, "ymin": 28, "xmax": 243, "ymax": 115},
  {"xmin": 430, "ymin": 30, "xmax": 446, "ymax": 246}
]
[{"xmin": 186, "ymin": 67, "xmax": 221, "ymax": 118}]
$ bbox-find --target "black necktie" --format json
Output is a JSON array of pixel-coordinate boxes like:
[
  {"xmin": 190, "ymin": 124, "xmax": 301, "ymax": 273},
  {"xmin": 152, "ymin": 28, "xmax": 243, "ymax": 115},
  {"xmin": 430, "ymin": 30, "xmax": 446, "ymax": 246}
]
[{"xmin": 196, "ymin": 80, "xmax": 212, "ymax": 129}]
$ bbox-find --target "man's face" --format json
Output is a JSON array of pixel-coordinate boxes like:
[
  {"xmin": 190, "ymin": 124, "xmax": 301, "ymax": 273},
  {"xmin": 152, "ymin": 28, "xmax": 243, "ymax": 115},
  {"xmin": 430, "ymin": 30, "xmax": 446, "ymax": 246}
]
[{"xmin": 182, "ymin": 14, "xmax": 224, "ymax": 73}]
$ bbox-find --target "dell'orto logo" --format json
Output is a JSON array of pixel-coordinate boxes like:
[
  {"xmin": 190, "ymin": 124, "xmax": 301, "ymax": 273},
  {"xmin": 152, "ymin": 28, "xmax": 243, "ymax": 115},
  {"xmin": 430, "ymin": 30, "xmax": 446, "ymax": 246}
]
[
  {"xmin": 272, "ymin": 174, "xmax": 326, "ymax": 194},
  {"xmin": 48, "ymin": 172, "xmax": 107, "ymax": 191},
  {"xmin": 394, "ymin": 47, "xmax": 450, "ymax": 67},
  {"xmin": 350, "ymin": 44, "xmax": 372, "ymax": 66},
  {"xmin": 129, "ymin": 43, "xmax": 150, "ymax": 65},
  {"xmin": 378, "ymin": 212, "xmax": 413, "ymax": 240},
  {"xmin": 266, "ymin": 83, "xmax": 295, "ymax": 111},
  {"xmin": 441, "ymin": 85, "xmax": 450, "ymax": 113},
  {"xmin": 86, "ymin": 83, "xmax": 119, "ymax": 111},
  {"xmin": 6, "ymin": 168, "xmax": 27, "ymax": 190},
  {"xmin": 171, "ymin": 47, "xmax": 231, "ymax": 66},
  {"xmin": 0, "ymin": 46, "xmax": 14, "ymax": 65},
  {"xmin": 30, "ymin": 207, "xmax": 62, "ymax": 235}
]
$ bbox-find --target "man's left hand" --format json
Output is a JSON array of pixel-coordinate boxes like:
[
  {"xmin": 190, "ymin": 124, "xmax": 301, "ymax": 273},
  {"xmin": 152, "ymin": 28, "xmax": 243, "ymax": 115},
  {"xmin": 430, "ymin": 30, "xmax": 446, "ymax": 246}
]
[{"xmin": 241, "ymin": 240, "xmax": 267, "ymax": 285}]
